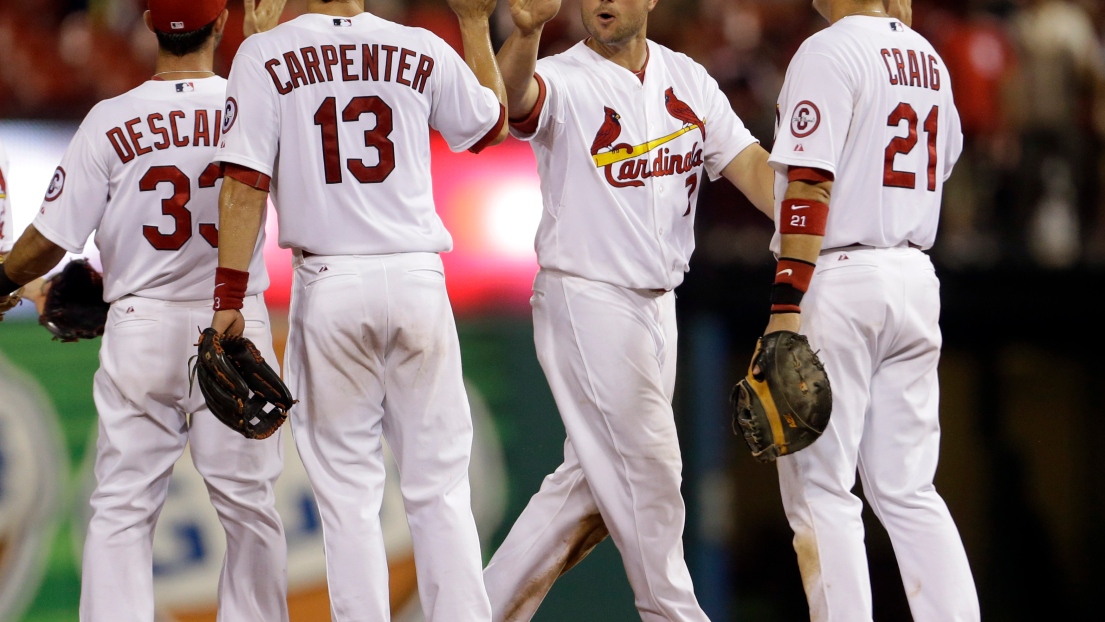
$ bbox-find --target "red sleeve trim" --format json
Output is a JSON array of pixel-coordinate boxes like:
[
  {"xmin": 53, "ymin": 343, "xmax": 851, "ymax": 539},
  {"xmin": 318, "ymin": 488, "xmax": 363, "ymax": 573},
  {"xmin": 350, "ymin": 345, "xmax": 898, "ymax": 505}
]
[
  {"xmin": 787, "ymin": 166, "xmax": 835, "ymax": 183},
  {"xmin": 508, "ymin": 73, "xmax": 547, "ymax": 136},
  {"xmin": 224, "ymin": 163, "xmax": 271, "ymax": 192},
  {"xmin": 469, "ymin": 104, "xmax": 507, "ymax": 154}
]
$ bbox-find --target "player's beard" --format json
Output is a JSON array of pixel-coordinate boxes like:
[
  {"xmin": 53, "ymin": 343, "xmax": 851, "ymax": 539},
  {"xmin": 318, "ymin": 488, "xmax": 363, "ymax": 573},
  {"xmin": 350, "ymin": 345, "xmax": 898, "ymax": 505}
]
[{"xmin": 581, "ymin": 7, "xmax": 647, "ymax": 47}]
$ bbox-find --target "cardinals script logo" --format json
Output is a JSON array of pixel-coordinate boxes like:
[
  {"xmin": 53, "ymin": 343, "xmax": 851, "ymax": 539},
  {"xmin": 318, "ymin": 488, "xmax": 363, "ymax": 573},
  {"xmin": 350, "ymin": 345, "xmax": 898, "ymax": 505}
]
[{"xmin": 591, "ymin": 87, "xmax": 705, "ymax": 189}]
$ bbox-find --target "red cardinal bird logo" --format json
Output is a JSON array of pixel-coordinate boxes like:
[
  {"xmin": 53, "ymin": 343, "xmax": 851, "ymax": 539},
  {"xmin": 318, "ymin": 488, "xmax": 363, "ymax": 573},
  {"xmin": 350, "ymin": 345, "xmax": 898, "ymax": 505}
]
[
  {"xmin": 590, "ymin": 106, "xmax": 623, "ymax": 155},
  {"xmin": 664, "ymin": 87, "xmax": 705, "ymax": 141}
]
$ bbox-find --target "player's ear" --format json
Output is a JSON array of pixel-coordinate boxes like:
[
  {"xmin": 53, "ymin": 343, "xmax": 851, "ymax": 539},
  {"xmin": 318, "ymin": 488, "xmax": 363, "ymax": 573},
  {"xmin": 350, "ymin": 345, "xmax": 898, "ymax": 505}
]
[
  {"xmin": 647, "ymin": 0, "xmax": 660, "ymax": 11},
  {"xmin": 213, "ymin": 8, "xmax": 230, "ymax": 38},
  {"xmin": 142, "ymin": 10, "xmax": 155, "ymax": 34}
]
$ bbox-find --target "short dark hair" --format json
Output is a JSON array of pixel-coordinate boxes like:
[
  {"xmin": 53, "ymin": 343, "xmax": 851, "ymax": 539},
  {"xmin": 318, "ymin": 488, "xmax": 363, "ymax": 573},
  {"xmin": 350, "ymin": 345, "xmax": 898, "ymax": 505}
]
[{"xmin": 155, "ymin": 20, "xmax": 216, "ymax": 57}]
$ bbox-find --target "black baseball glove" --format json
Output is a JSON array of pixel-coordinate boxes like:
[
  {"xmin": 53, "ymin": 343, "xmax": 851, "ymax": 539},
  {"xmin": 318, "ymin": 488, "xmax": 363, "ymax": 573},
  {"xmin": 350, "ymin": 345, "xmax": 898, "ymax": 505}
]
[
  {"xmin": 39, "ymin": 259, "xmax": 110, "ymax": 341},
  {"xmin": 731, "ymin": 331, "xmax": 832, "ymax": 462},
  {"xmin": 191, "ymin": 328, "xmax": 294, "ymax": 440}
]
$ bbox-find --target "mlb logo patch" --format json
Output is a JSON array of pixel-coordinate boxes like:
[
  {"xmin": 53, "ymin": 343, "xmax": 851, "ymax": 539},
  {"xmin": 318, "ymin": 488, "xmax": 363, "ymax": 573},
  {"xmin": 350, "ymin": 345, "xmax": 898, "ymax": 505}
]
[
  {"xmin": 333, "ymin": 18, "xmax": 352, "ymax": 27},
  {"xmin": 171, "ymin": 21, "xmax": 185, "ymax": 30},
  {"xmin": 175, "ymin": 82, "xmax": 194, "ymax": 93},
  {"xmin": 890, "ymin": 21, "xmax": 902, "ymax": 31}
]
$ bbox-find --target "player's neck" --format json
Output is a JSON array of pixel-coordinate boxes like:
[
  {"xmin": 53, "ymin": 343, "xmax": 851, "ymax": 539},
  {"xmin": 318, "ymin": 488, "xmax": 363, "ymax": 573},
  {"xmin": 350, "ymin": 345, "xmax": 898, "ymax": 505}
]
[
  {"xmin": 308, "ymin": 0, "xmax": 364, "ymax": 17},
  {"xmin": 154, "ymin": 47, "xmax": 216, "ymax": 80},
  {"xmin": 585, "ymin": 31, "xmax": 648, "ymax": 74},
  {"xmin": 828, "ymin": 0, "xmax": 889, "ymax": 24}
]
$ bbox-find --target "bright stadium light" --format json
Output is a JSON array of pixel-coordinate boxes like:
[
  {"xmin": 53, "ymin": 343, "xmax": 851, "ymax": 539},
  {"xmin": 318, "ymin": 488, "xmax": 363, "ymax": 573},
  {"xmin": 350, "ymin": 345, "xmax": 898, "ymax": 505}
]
[{"xmin": 485, "ymin": 182, "xmax": 542, "ymax": 258}]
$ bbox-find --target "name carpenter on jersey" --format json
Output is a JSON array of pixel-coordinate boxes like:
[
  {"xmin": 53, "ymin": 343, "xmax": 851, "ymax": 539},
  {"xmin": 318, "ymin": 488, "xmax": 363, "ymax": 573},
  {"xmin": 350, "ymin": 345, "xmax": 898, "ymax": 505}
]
[
  {"xmin": 106, "ymin": 108, "xmax": 224, "ymax": 164},
  {"xmin": 880, "ymin": 47, "xmax": 942, "ymax": 91},
  {"xmin": 265, "ymin": 44, "xmax": 435, "ymax": 95}
]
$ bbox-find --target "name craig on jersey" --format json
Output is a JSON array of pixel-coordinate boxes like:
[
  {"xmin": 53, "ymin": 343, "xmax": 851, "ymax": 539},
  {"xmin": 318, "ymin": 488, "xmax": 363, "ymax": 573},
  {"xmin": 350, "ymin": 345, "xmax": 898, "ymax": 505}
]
[
  {"xmin": 107, "ymin": 108, "xmax": 223, "ymax": 164},
  {"xmin": 879, "ymin": 47, "xmax": 941, "ymax": 91},
  {"xmin": 264, "ymin": 44, "xmax": 435, "ymax": 95}
]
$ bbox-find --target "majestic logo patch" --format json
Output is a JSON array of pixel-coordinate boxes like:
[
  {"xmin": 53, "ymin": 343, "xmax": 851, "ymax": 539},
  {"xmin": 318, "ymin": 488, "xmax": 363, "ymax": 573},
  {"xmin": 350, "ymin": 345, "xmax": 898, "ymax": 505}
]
[
  {"xmin": 175, "ymin": 82, "xmax": 194, "ymax": 93},
  {"xmin": 222, "ymin": 97, "xmax": 238, "ymax": 134},
  {"xmin": 790, "ymin": 100, "xmax": 820, "ymax": 138},
  {"xmin": 44, "ymin": 167, "xmax": 66, "ymax": 202}
]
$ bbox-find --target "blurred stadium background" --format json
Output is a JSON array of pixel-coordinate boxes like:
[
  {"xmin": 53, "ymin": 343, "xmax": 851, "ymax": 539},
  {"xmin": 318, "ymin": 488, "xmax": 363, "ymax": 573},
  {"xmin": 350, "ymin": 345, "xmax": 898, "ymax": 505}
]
[{"xmin": 2, "ymin": 0, "xmax": 1104, "ymax": 619}]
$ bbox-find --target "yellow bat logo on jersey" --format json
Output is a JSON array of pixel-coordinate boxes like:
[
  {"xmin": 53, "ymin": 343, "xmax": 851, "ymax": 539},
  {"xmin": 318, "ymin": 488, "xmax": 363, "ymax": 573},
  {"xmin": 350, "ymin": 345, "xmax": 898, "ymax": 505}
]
[{"xmin": 591, "ymin": 123, "xmax": 702, "ymax": 168}]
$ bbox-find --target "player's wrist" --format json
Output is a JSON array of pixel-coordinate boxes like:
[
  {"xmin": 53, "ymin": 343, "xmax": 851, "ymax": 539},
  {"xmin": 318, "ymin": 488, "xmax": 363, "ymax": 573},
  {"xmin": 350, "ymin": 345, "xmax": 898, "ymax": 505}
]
[
  {"xmin": 769, "ymin": 257, "xmax": 816, "ymax": 314},
  {"xmin": 213, "ymin": 267, "xmax": 249, "ymax": 311},
  {"xmin": 0, "ymin": 262, "xmax": 27, "ymax": 297}
]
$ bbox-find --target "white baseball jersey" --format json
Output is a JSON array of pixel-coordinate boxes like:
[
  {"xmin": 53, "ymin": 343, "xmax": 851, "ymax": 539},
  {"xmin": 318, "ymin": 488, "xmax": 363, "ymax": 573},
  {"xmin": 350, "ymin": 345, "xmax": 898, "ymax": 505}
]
[
  {"xmin": 513, "ymin": 40, "xmax": 758, "ymax": 291},
  {"xmin": 33, "ymin": 77, "xmax": 269, "ymax": 303},
  {"xmin": 0, "ymin": 136, "xmax": 12, "ymax": 253},
  {"xmin": 768, "ymin": 16, "xmax": 963, "ymax": 253},
  {"xmin": 216, "ymin": 12, "xmax": 503, "ymax": 255}
]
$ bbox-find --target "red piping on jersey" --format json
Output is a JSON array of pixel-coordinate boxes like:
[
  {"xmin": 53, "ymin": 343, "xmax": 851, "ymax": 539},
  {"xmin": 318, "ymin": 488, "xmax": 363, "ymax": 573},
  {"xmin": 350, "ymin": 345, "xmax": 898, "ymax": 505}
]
[
  {"xmin": 223, "ymin": 163, "xmax": 272, "ymax": 192},
  {"xmin": 469, "ymin": 104, "xmax": 506, "ymax": 154},
  {"xmin": 787, "ymin": 166, "xmax": 834, "ymax": 183},
  {"xmin": 509, "ymin": 74, "xmax": 547, "ymax": 136}
]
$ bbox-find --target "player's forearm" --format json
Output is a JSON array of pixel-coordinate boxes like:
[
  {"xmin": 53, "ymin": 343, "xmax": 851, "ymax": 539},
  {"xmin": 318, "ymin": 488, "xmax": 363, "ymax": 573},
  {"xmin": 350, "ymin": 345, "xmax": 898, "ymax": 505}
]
[
  {"xmin": 217, "ymin": 177, "xmax": 268, "ymax": 272},
  {"xmin": 0, "ymin": 225, "xmax": 67, "ymax": 290},
  {"xmin": 497, "ymin": 27, "xmax": 543, "ymax": 120},
  {"xmin": 722, "ymin": 144, "xmax": 775, "ymax": 219},
  {"xmin": 779, "ymin": 180, "xmax": 831, "ymax": 263},
  {"xmin": 458, "ymin": 17, "xmax": 507, "ymax": 105}
]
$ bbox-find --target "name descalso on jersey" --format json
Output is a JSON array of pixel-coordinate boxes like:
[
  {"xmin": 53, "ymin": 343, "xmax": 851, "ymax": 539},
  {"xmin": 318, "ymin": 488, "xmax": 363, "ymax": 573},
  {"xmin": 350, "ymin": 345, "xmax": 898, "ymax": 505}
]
[
  {"xmin": 514, "ymin": 40, "xmax": 759, "ymax": 291},
  {"xmin": 768, "ymin": 16, "xmax": 963, "ymax": 253},
  {"xmin": 33, "ymin": 77, "xmax": 269, "ymax": 303}
]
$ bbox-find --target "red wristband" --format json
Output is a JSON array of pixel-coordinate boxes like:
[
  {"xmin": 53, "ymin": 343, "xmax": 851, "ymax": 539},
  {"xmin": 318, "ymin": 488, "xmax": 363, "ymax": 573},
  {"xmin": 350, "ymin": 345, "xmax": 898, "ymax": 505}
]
[
  {"xmin": 213, "ymin": 267, "xmax": 249, "ymax": 311},
  {"xmin": 780, "ymin": 198, "xmax": 829, "ymax": 235}
]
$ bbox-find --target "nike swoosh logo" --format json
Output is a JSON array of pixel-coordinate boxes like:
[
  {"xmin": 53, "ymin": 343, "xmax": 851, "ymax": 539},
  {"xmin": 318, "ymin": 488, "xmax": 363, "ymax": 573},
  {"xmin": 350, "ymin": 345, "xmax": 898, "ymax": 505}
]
[
  {"xmin": 791, "ymin": 205, "xmax": 810, "ymax": 210},
  {"xmin": 777, "ymin": 269, "xmax": 793, "ymax": 277}
]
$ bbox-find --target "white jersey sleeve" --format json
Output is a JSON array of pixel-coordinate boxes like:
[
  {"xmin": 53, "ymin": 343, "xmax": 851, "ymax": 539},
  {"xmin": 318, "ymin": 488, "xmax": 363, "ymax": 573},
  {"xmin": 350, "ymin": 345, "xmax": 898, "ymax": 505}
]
[
  {"xmin": 0, "ymin": 137, "xmax": 12, "ymax": 253},
  {"xmin": 696, "ymin": 67, "xmax": 758, "ymax": 181},
  {"xmin": 509, "ymin": 61, "xmax": 563, "ymax": 146},
  {"xmin": 33, "ymin": 127, "xmax": 111, "ymax": 254},
  {"xmin": 219, "ymin": 46, "xmax": 282, "ymax": 177},
  {"xmin": 944, "ymin": 103, "xmax": 963, "ymax": 181},
  {"xmin": 427, "ymin": 38, "xmax": 502, "ymax": 152},
  {"xmin": 769, "ymin": 49, "xmax": 856, "ymax": 177}
]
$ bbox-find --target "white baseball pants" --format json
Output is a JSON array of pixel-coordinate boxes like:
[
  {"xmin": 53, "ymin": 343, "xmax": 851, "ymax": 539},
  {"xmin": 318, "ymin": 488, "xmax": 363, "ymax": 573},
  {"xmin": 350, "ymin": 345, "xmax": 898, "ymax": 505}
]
[
  {"xmin": 777, "ymin": 247, "xmax": 979, "ymax": 622},
  {"xmin": 284, "ymin": 252, "xmax": 491, "ymax": 622},
  {"xmin": 80, "ymin": 294, "xmax": 288, "ymax": 622},
  {"xmin": 484, "ymin": 270, "xmax": 709, "ymax": 622}
]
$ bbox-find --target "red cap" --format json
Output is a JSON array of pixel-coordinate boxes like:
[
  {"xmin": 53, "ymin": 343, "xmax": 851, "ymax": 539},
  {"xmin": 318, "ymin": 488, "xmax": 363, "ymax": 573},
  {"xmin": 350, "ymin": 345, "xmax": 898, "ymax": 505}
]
[{"xmin": 149, "ymin": 0, "xmax": 226, "ymax": 33}]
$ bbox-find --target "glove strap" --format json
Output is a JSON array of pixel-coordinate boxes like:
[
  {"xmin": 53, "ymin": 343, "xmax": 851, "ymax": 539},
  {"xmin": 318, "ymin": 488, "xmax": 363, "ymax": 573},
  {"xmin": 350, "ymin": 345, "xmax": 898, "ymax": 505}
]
[
  {"xmin": 213, "ymin": 267, "xmax": 249, "ymax": 311},
  {"xmin": 770, "ymin": 257, "xmax": 816, "ymax": 314}
]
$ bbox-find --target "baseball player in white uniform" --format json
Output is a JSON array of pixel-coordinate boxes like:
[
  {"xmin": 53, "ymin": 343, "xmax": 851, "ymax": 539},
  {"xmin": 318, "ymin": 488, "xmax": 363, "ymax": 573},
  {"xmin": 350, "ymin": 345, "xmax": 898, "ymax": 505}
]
[
  {"xmin": 760, "ymin": 1, "xmax": 979, "ymax": 620},
  {"xmin": 0, "ymin": 2, "xmax": 290, "ymax": 621},
  {"xmin": 483, "ymin": 1, "xmax": 775, "ymax": 620},
  {"xmin": 208, "ymin": 0, "xmax": 508, "ymax": 619},
  {"xmin": 0, "ymin": 136, "xmax": 11, "ymax": 258}
]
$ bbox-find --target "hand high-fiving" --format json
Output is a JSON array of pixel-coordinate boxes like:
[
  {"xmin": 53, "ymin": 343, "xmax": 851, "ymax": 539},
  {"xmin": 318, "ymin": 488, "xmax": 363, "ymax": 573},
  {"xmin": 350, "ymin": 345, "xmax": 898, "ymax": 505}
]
[
  {"xmin": 509, "ymin": 0, "xmax": 562, "ymax": 35},
  {"xmin": 244, "ymin": 0, "xmax": 288, "ymax": 37},
  {"xmin": 447, "ymin": 0, "xmax": 499, "ymax": 21}
]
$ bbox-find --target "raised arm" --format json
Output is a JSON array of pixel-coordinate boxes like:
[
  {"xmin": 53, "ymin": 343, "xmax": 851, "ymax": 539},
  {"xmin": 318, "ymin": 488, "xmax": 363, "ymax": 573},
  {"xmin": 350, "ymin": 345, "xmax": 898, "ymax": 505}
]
[
  {"xmin": 448, "ymin": 0, "xmax": 512, "ymax": 146},
  {"xmin": 496, "ymin": 0, "xmax": 561, "ymax": 120}
]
